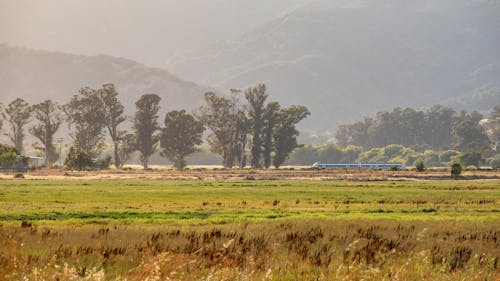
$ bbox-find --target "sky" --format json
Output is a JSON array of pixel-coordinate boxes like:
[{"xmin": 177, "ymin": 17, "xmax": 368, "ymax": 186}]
[{"xmin": 0, "ymin": 0, "xmax": 309, "ymax": 67}]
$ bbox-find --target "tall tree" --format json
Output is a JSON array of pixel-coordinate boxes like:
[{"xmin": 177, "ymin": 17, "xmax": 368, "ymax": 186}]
[
  {"xmin": 245, "ymin": 84, "xmax": 268, "ymax": 168},
  {"xmin": 196, "ymin": 91, "xmax": 248, "ymax": 168},
  {"xmin": 134, "ymin": 94, "xmax": 161, "ymax": 170},
  {"xmin": 262, "ymin": 102, "xmax": 280, "ymax": 168},
  {"xmin": 30, "ymin": 100, "xmax": 62, "ymax": 165},
  {"xmin": 452, "ymin": 117, "xmax": 490, "ymax": 152},
  {"xmin": 64, "ymin": 88, "xmax": 106, "ymax": 157},
  {"xmin": 273, "ymin": 105, "xmax": 310, "ymax": 168},
  {"xmin": 98, "ymin": 84, "xmax": 127, "ymax": 168},
  {"xmin": 160, "ymin": 110, "xmax": 205, "ymax": 169},
  {"xmin": 2, "ymin": 98, "xmax": 32, "ymax": 153}
]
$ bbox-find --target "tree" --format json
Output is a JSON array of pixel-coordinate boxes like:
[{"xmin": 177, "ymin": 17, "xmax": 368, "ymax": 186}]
[
  {"xmin": 450, "ymin": 162, "xmax": 462, "ymax": 177},
  {"xmin": 415, "ymin": 160, "xmax": 425, "ymax": 172},
  {"xmin": 262, "ymin": 102, "xmax": 280, "ymax": 168},
  {"xmin": 134, "ymin": 94, "xmax": 161, "ymax": 170},
  {"xmin": 452, "ymin": 118, "xmax": 490, "ymax": 152},
  {"xmin": 245, "ymin": 84, "xmax": 268, "ymax": 168},
  {"xmin": 273, "ymin": 105, "xmax": 310, "ymax": 168},
  {"xmin": 197, "ymin": 91, "xmax": 249, "ymax": 168},
  {"xmin": 342, "ymin": 145, "xmax": 363, "ymax": 162},
  {"xmin": 64, "ymin": 88, "xmax": 106, "ymax": 157},
  {"xmin": 30, "ymin": 100, "xmax": 62, "ymax": 166},
  {"xmin": 118, "ymin": 133, "xmax": 136, "ymax": 167},
  {"xmin": 160, "ymin": 110, "xmax": 205, "ymax": 169},
  {"xmin": 459, "ymin": 151, "xmax": 483, "ymax": 168},
  {"xmin": 98, "ymin": 84, "xmax": 127, "ymax": 168},
  {"xmin": 2, "ymin": 98, "xmax": 32, "ymax": 153}
]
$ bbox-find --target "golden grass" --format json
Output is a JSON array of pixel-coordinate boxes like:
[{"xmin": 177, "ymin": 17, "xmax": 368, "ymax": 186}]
[{"xmin": 0, "ymin": 219, "xmax": 498, "ymax": 280}]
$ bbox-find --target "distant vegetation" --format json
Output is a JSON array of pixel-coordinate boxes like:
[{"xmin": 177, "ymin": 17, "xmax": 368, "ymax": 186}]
[
  {"xmin": 0, "ymin": 83, "xmax": 309, "ymax": 170},
  {"xmin": 289, "ymin": 105, "xmax": 500, "ymax": 168}
]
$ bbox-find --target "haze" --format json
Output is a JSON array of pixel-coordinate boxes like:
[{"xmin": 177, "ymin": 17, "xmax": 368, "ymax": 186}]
[{"xmin": 0, "ymin": 0, "xmax": 308, "ymax": 67}]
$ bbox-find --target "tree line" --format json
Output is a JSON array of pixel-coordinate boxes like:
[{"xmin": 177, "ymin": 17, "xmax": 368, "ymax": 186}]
[
  {"xmin": 0, "ymin": 83, "xmax": 309, "ymax": 170},
  {"xmin": 335, "ymin": 105, "xmax": 499, "ymax": 154}
]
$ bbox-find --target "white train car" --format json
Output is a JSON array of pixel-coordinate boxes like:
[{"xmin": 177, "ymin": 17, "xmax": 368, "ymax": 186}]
[{"xmin": 312, "ymin": 162, "xmax": 405, "ymax": 170}]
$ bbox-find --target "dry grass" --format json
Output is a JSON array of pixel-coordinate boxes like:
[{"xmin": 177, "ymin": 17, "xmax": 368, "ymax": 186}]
[
  {"xmin": 0, "ymin": 220, "xmax": 498, "ymax": 280},
  {"xmin": 2, "ymin": 167, "xmax": 499, "ymax": 181}
]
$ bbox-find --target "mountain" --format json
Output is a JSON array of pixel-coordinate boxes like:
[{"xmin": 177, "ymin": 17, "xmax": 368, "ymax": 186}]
[
  {"xmin": 0, "ymin": 45, "xmax": 209, "ymax": 114},
  {"xmin": 167, "ymin": 0, "xmax": 500, "ymax": 130}
]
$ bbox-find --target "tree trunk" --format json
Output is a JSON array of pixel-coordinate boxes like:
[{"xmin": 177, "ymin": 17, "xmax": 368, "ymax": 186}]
[{"xmin": 113, "ymin": 141, "xmax": 121, "ymax": 169}]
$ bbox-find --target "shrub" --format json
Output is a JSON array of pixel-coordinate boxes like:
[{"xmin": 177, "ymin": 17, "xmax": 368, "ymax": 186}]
[
  {"xmin": 0, "ymin": 145, "xmax": 20, "ymax": 168},
  {"xmin": 64, "ymin": 147, "xmax": 94, "ymax": 170},
  {"xmin": 451, "ymin": 162, "xmax": 462, "ymax": 177},
  {"xmin": 414, "ymin": 160, "xmax": 425, "ymax": 172}
]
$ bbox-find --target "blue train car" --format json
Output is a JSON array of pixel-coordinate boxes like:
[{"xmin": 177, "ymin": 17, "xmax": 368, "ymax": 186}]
[{"xmin": 312, "ymin": 162, "xmax": 405, "ymax": 170}]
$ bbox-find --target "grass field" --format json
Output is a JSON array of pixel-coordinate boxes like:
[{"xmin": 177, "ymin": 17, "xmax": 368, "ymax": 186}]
[{"xmin": 0, "ymin": 178, "xmax": 499, "ymax": 280}]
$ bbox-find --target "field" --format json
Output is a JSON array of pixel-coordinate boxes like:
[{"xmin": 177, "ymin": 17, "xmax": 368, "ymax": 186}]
[{"xmin": 0, "ymin": 171, "xmax": 499, "ymax": 280}]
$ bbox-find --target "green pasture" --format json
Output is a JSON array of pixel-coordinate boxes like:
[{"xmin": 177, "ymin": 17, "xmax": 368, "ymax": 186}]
[{"xmin": 0, "ymin": 179, "xmax": 498, "ymax": 224}]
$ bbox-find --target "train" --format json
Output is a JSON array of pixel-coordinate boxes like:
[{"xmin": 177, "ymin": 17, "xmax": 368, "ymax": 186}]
[{"xmin": 312, "ymin": 162, "xmax": 406, "ymax": 170}]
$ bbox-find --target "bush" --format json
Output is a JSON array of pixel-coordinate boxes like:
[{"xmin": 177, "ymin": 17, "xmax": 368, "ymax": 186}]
[
  {"xmin": 64, "ymin": 147, "xmax": 94, "ymax": 170},
  {"xmin": 0, "ymin": 145, "xmax": 20, "ymax": 168},
  {"xmin": 414, "ymin": 160, "xmax": 425, "ymax": 172},
  {"xmin": 451, "ymin": 162, "xmax": 462, "ymax": 178}
]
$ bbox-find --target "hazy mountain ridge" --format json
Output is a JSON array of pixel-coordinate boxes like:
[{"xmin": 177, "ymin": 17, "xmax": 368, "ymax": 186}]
[
  {"xmin": 0, "ymin": 45, "xmax": 209, "ymax": 113},
  {"xmin": 167, "ymin": 0, "xmax": 500, "ymax": 129}
]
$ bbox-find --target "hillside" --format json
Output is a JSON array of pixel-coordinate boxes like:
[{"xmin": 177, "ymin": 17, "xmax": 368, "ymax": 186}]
[
  {"xmin": 167, "ymin": 0, "xmax": 500, "ymax": 129},
  {"xmin": 0, "ymin": 45, "xmax": 209, "ymax": 113}
]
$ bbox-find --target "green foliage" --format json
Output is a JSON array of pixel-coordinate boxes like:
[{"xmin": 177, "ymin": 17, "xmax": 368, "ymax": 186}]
[
  {"xmin": 451, "ymin": 162, "xmax": 463, "ymax": 177},
  {"xmin": 262, "ymin": 102, "xmax": 280, "ymax": 168},
  {"xmin": 288, "ymin": 145, "xmax": 319, "ymax": 165},
  {"xmin": 134, "ymin": 94, "xmax": 161, "ymax": 169},
  {"xmin": 335, "ymin": 105, "xmax": 493, "ymax": 152},
  {"xmin": 423, "ymin": 150, "xmax": 440, "ymax": 167},
  {"xmin": 0, "ymin": 145, "xmax": 20, "ymax": 168},
  {"xmin": 414, "ymin": 159, "xmax": 425, "ymax": 172},
  {"xmin": 343, "ymin": 145, "xmax": 363, "ymax": 162},
  {"xmin": 458, "ymin": 151, "xmax": 483, "ymax": 168},
  {"xmin": 99, "ymin": 84, "xmax": 127, "ymax": 168},
  {"xmin": 160, "ymin": 110, "xmax": 205, "ymax": 170},
  {"xmin": 452, "ymin": 117, "xmax": 490, "ymax": 152},
  {"xmin": 318, "ymin": 143, "xmax": 343, "ymax": 162},
  {"xmin": 245, "ymin": 84, "xmax": 267, "ymax": 168},
  {"xmin": 384, "ymin": 144, "xmax": 405, "ymax": 159},
  {"xmin": 64, "ymin": 146, "xmax": 94, "ymax": 170},
  {"xmin": 439, "ymin": 150, "xmax": 459, "ymax": 163},
  {"xmin": 273, "ymin": 105, "xmax": 310, "ymax": 168},
  {"xmin": 197, "ymin": 91, "xmax": 249, "ymax": 168},
  {"xmin": 64, "ymin": 87, "xmax": 106, "ymax": 157}
]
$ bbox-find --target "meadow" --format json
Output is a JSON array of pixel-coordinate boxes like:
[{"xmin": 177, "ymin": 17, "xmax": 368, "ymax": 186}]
[{"xmin": 0, "ymin": 177, "xmax": 499, "ymax": 280}]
